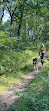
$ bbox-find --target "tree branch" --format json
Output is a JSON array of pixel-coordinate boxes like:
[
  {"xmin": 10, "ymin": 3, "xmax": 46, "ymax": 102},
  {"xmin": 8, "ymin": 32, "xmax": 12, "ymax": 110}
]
[{"xmin": 12, "ymin": 6, "xmax": 17, "ymax": 17}]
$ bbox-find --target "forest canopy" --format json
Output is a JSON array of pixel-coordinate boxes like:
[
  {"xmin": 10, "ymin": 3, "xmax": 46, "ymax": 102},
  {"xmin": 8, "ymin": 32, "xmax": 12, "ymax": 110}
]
[
  {"xmin": 0, "ymin": 0, "xmax": 49, "ymax": 42},
  {"xmin": 0, "ymin": 1, "xmax": 49, "ymax": 111}
]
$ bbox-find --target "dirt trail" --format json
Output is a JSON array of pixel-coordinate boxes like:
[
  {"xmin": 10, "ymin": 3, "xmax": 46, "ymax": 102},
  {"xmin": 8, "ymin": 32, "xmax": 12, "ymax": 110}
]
[{"xmin": 0, "ymin": 68, "xmax": 41, "ymax": 111}]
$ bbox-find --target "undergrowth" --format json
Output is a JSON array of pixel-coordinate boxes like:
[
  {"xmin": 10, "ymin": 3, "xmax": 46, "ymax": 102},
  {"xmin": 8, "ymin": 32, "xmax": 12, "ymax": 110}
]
[
  {"xmin": 0, "ymin": 39, "xmax": 49, "ymax": 93},
  {"xmin": 0, "ymin": 37, "xmax": 49, "ymax": 110},
  {"xmin": 0, "ymin": 41, "xmax": 39, "ymax": 93},
  {"xmin": 9, "ymin": 62, "xmax": 49, "ymax": 111}
]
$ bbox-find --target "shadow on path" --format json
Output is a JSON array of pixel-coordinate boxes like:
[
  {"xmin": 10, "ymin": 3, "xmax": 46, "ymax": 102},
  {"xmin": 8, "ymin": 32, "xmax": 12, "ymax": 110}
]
[{"xmin": 0, "ymin": 65, "xmax": 44, "ymax": 111}]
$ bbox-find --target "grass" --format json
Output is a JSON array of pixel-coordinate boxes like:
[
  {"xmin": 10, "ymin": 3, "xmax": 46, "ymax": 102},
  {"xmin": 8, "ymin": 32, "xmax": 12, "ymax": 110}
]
[
  {"xmin": 0, "ymin": 39, "xmax": 49, "ymax": 110},
  {"xmin": 9, "ymin": 61, "xmax": 49, "ymax": 111},
  {"xmin": 0, "ymin": 43, "xmax": 39, "ymax": 94},
  {"xmin": 0, "ymin": 40, "xmax": 49, "ymax": 94}
]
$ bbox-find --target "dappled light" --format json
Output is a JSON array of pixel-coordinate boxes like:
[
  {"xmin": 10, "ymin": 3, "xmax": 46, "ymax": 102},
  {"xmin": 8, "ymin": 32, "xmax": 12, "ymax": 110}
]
[{"xmin": 0, "ymin": 0, "xmax": 49, "ymax": 111}]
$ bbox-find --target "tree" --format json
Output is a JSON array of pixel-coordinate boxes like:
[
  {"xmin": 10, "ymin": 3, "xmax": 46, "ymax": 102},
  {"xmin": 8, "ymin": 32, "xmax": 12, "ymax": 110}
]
[
  {"xmin": 0, "ymin": 0, "xmax": 5, "ymax": 25},
  {"xmin": 0, "ymin": 0, "xmax": 49, "ymax": 42}
]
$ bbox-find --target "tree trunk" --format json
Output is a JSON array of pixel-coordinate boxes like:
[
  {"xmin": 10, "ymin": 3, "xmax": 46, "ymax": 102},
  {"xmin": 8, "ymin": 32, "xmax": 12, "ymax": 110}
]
[
  {"xmin": 17, "ymin": 24, "xmax": 21, "ymax": 36},
  {"xmin": 0, "ymin": 0, "xmax": 5, "ymax": 24},
  {"xmin": 0, "ymin": 6, "xmax": 4, "ymax": 24},
  {"xmin": 17, "ymin": 11, "xmax": 23, "ymax": 37},
  {"xmin": 10, "ymin": 16, "xmax": 13, "ymax": 37}
]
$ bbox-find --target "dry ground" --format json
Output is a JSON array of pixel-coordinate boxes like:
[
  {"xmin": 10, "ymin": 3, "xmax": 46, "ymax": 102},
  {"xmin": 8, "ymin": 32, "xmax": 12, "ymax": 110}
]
[{"xmin": 1, "ymin": 59, "xmax": 46, "ymax": 111}]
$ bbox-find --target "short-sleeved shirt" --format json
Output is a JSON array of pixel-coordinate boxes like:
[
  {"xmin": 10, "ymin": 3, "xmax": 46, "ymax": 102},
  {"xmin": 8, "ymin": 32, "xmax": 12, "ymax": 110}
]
[{"xmin": 40, "ymin": 47, "xmax": 45, "ymax": 53}]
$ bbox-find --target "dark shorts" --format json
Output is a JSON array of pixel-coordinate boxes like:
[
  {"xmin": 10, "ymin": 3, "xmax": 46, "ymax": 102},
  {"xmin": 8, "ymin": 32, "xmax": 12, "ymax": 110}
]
[
  {"xmin": 41, "ymin": 53, "xmax": 44, "ymax": 59},
  {"xmin": 41, "ymin": 53, "xmax": 44, "ymax": 66}
]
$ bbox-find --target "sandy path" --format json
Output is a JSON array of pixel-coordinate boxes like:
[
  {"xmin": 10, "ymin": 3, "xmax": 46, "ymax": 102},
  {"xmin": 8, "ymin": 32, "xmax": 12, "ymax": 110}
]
[
  {"xmin": 0, "ymin": 53, "xmax": 47, "ymax": 111},
  {"xmin": 0, "ymin": 69, "xmax": 40, "ymax": 111}
]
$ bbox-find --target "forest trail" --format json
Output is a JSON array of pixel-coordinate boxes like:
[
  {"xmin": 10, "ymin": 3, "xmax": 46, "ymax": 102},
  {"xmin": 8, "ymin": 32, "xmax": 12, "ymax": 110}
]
[{"xmin": 0, "ymin": 64, "xmax": 45, "ymax": 111}]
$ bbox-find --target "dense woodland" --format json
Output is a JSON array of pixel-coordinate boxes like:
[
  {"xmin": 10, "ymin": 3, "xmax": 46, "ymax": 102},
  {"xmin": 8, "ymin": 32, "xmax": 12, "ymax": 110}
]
[{"xmin": 0, "ymin": 0, "xmax": 49, "ymax": 111}]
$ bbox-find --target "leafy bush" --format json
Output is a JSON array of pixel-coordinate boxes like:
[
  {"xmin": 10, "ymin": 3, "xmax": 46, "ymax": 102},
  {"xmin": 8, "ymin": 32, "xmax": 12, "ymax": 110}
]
[{"xmin": 9, "ymin": 62, "xmax": 49, "ymax": 111}]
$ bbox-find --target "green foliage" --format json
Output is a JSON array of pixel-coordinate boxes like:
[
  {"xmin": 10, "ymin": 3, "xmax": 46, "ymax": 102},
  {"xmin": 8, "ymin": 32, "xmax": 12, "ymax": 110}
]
[
  {"xmin": 0, "ymin": 0, "xmax": 49, "ymax": 40},
  {"xmin": 45, "ymin": 41, "xmax": 49, "ymax": 50},
  {"xmin": 0, "ymin": 40, "xmax": 39, "ymax": 93},
  {"xmin": 9, "ymin": 62, "xmax": 49, "ymax": 111},
  {"xmin": 0, "ymin": 0, "xmax": 49, "ymax": 110}
]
